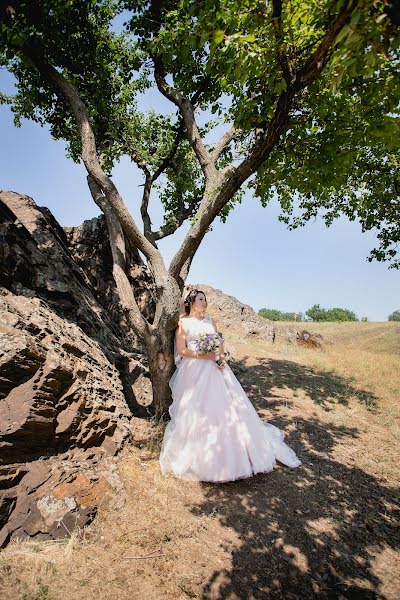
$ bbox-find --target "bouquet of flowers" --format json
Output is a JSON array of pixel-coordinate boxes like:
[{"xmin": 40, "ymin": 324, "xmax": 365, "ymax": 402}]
[{"xmin": 195, "ymin": 333, "xmax": 225, "ymax": 366}]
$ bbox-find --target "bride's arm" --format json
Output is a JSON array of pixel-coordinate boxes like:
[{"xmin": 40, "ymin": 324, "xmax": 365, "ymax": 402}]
[{"xmin": 175, "ymin": 322, "xmax": 197, "ymax": 358}]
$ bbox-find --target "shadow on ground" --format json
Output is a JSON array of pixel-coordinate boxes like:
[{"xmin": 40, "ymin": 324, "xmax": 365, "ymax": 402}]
[
  {"xmin": 230, "ymin": 356, "xmax": 378, "ymax": 410},
  {"xmin": 190, "ymin": 359, "xmax": 398, "ymax": 599}
]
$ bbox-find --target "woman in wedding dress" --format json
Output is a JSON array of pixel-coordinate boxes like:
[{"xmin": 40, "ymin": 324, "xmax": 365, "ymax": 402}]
[{"xmin": 159, "ymin": 289, "xmax": 301, "ymax": 483}]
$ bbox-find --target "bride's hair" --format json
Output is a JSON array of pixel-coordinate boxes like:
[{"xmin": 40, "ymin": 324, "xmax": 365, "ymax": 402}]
[{"xmin": 183, "ymin": 289, "xmax": 207, "ymax": 315}]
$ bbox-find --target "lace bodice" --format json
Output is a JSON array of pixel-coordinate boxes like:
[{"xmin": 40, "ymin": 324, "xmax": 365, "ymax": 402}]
[
  {"xmin": 174, "ymin": 315, "xmax": 216, "ymax": 365},
  {"xmin": 180, "ymin": 315, "xmax": 216, "ymax": 349}
]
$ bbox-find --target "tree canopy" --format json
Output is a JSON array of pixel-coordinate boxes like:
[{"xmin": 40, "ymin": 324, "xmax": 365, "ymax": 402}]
[
  {"xmin": 388, "ymin": 309, "xmax": 400, "ymax": 321},
  {"xmin": 259, "ymin": 305, "xmax": 359, "ymax": 321},
  {"xmin": 306, "ymin": 303, "xmax": 359, "ymax": 321},
  {"xmin": 1, "ymin": 0, "xmax": 399, "ymax": 265}
]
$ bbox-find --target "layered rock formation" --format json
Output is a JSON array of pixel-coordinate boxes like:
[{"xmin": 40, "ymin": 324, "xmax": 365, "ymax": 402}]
[
  {"xmin": 296, "ymin": 329, "xmax": 324, "ymax": 348},
  {"xmin": 0, "ymin": 291, "xmax": 132, "ymax": 465},
  {"xmin": 0, "ymin": 191, "xmax": 153, "ymax": 547},
  {"xmin": 64, "ymin": 215, "xmax": 156, "ymax": 346}
]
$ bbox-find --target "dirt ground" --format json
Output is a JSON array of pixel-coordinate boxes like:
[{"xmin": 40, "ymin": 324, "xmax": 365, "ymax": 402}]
[{"xmin": 1, "ymin": 332, "xmax": 399, "ymax": 600}]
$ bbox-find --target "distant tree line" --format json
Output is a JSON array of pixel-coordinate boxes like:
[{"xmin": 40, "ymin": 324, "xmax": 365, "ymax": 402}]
[
  {"xmin": 260, "ymin": 305, "xmax": 400, "ymax": 322},
  {"xmin": 258, "ymin": 309, "xmax": 305, "ymax": 322},
  {"xmin": 259, "ymin": 304, "xmax": 361, "ymax": 322},
  {"xmin": 388, "ymin": 310, "xmax": 400, "ymax": 321},
  {"xmin": 305, "ymin": 304, "xmax": 359, "ymax": 322}
]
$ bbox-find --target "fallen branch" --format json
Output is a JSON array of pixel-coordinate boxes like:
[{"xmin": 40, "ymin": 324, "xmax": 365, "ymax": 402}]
[{"xmin": 123, "ymin": 549, "xmax": 166, "ymax": 559}]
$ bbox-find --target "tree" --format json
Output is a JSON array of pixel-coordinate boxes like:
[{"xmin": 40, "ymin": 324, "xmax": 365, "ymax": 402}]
[
  {"xmin": 306, "ymin": 304, "xmax": 358, "ymax": 321},
  {"xmin": 325, "ymin": 307, "xmax": 358, "ymax": 321},
  {"xmin": 306, "ymin": 304, "xmax": 327, "ymax": 321},
  {"xmin": 388, "ymin": 310, "xmax": 400, "ymax": 321},
  {"xmin": 1, "ymin": 0, "xmax": 398, "ymax": 418}
]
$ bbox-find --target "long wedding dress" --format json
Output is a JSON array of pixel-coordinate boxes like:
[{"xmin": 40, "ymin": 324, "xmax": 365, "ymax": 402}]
[{"xmin": 159, "ymin": 315, "xmax": 301, "ymax": 483}]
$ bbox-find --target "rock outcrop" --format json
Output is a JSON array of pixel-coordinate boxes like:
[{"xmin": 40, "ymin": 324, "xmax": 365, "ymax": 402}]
[
  {"xmin": 0, "ymin": 191, "xmax": 153, "ymax": 547},
  {"xmin": 64, "ymin": 215, "xmax": 156, "ymax": 346},
  {"xmin": 0, "ymin": 291, "xmax": 132, "ymax": 465}
]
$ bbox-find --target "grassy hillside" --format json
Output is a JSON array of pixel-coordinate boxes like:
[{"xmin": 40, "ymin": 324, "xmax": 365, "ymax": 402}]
[
  {"xmin": 282, "ymin": 322, "xmax": 400, "ymax": 435},
  {"xmin": 297, "ymin": 321, "xmax": 400, "ymax": 355}
]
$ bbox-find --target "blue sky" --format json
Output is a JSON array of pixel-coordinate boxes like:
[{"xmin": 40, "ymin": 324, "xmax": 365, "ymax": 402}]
[{"xmin": 1, "ymin": 68, "xmax": 398, "ymax": 322}]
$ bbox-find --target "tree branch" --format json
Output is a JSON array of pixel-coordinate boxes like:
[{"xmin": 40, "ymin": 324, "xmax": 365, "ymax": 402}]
[
  {"xmin": 129, "ymin": 147, "xmax": 151, "ymax": 178},
  {"xmin": 297, "ymin": 1, "xmax": 356, "ymax": 87},
  {"xmin": 153, "ymin": 202, "xmax": 197, "ymax": 240},
  {"xmin": 168, "ymin": 1, "xmax": 356, "ymax": 279},
  {"xmin": 152, "ymin": 119, "xmax": 185, "ymax": 180},
  {"xmin": 271, "ymin": 0, "xmax": 292, "ymax": 83},
  {"xmin": 149, "ymin": 0, "xmax": 216, "ymax": 181},
  {"xmin": 235, "ymin": 0, "xmax": 357, "ymax": 178},
  {"xmin": 179, "ymin": 255, "xmax": 194, "ymax": 285},
  {"xmin": 128, "ymin": 119, "xmax": 187, "ymax": 243},
  {"xmin": 210, "ymin": 126, "xmax": 239, "ymax": 164},
  {"xmin": 153, "ymin": 60, "xmax": 217, "ymax": 181},
  {"xmin": 141, "ymin": 174, "xmax": 156, "ymax": 244},
  {"xmin": 87, "ymin": 176, "xmax": 150, "ymax": 339},
  {"xmin": 16, "ymin": 38, "xmax": 167, "ymax": 281}
]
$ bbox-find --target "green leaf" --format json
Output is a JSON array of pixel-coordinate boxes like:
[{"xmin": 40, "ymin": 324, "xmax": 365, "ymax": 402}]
[
  {"xmin": 213, "ymin": 30, "xmax": 225, "ymax": 44},
  {"xmin": 334, "ymin": 24, "xmax": 350, "ymax": 46},
  {"xmin": 376, "ymin": 13, "xmax": 387, "ymax": 24},
  {"xmin": 240, "ymin": 34, "xmax": 256, "ymax": 43},
  {"xmin": 274, "ymin": 78, "xmax": 287, "ymax": 94}
]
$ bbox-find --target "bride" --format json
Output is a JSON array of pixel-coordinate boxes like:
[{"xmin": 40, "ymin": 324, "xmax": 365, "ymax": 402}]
[{"xmin": 159, "ymin": 288, "xmax": 301, "ymax": 483}]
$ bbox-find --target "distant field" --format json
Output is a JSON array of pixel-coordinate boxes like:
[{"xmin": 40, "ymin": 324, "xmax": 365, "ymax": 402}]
[
  {"xmin": 289, "ymin": 321, "xmax": 400, "ymax": 355},
  {"xmin": 273, "ymin": 321, "xmax": 400, "ymax": 442}
]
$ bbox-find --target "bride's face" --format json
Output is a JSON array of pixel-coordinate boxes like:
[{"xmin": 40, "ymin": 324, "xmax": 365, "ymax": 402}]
[{"xmin": 192, "ymin": 293, "xmax": 207, "ymax": 313}]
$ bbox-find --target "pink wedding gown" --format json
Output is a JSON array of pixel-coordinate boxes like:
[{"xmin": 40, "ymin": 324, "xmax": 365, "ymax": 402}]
[{"xmin": 159, "ymin": 315, "xmax": 301, "ymax": 483}]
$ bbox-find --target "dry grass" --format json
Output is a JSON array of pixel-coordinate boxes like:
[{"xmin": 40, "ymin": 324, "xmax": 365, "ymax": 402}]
[
  {"xmin": 0, "ymin": 444, "xmax": 240, "ymax": 600},
  {"xmin": 297, "ymin": 321, "xmax": 400, "ymax": 356},
  {"xmin": 283, "ymin": 321, "xmax": 400, "ymax": 431},
  {"xmin": 1, "ymin": 322, "xmax": 399, "ymax": 600}
]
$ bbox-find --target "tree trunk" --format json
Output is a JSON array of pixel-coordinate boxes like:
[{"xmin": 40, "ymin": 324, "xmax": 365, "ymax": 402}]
[{"xmin": 146, "ymin": 330, "xmax": 177, "ymax": 420}]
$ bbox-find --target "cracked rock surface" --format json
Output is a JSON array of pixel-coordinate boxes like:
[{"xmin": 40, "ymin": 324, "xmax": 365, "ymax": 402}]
[{"xmin": 0, "ymin": 191, "xmax": 153, "ymax": 547}]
